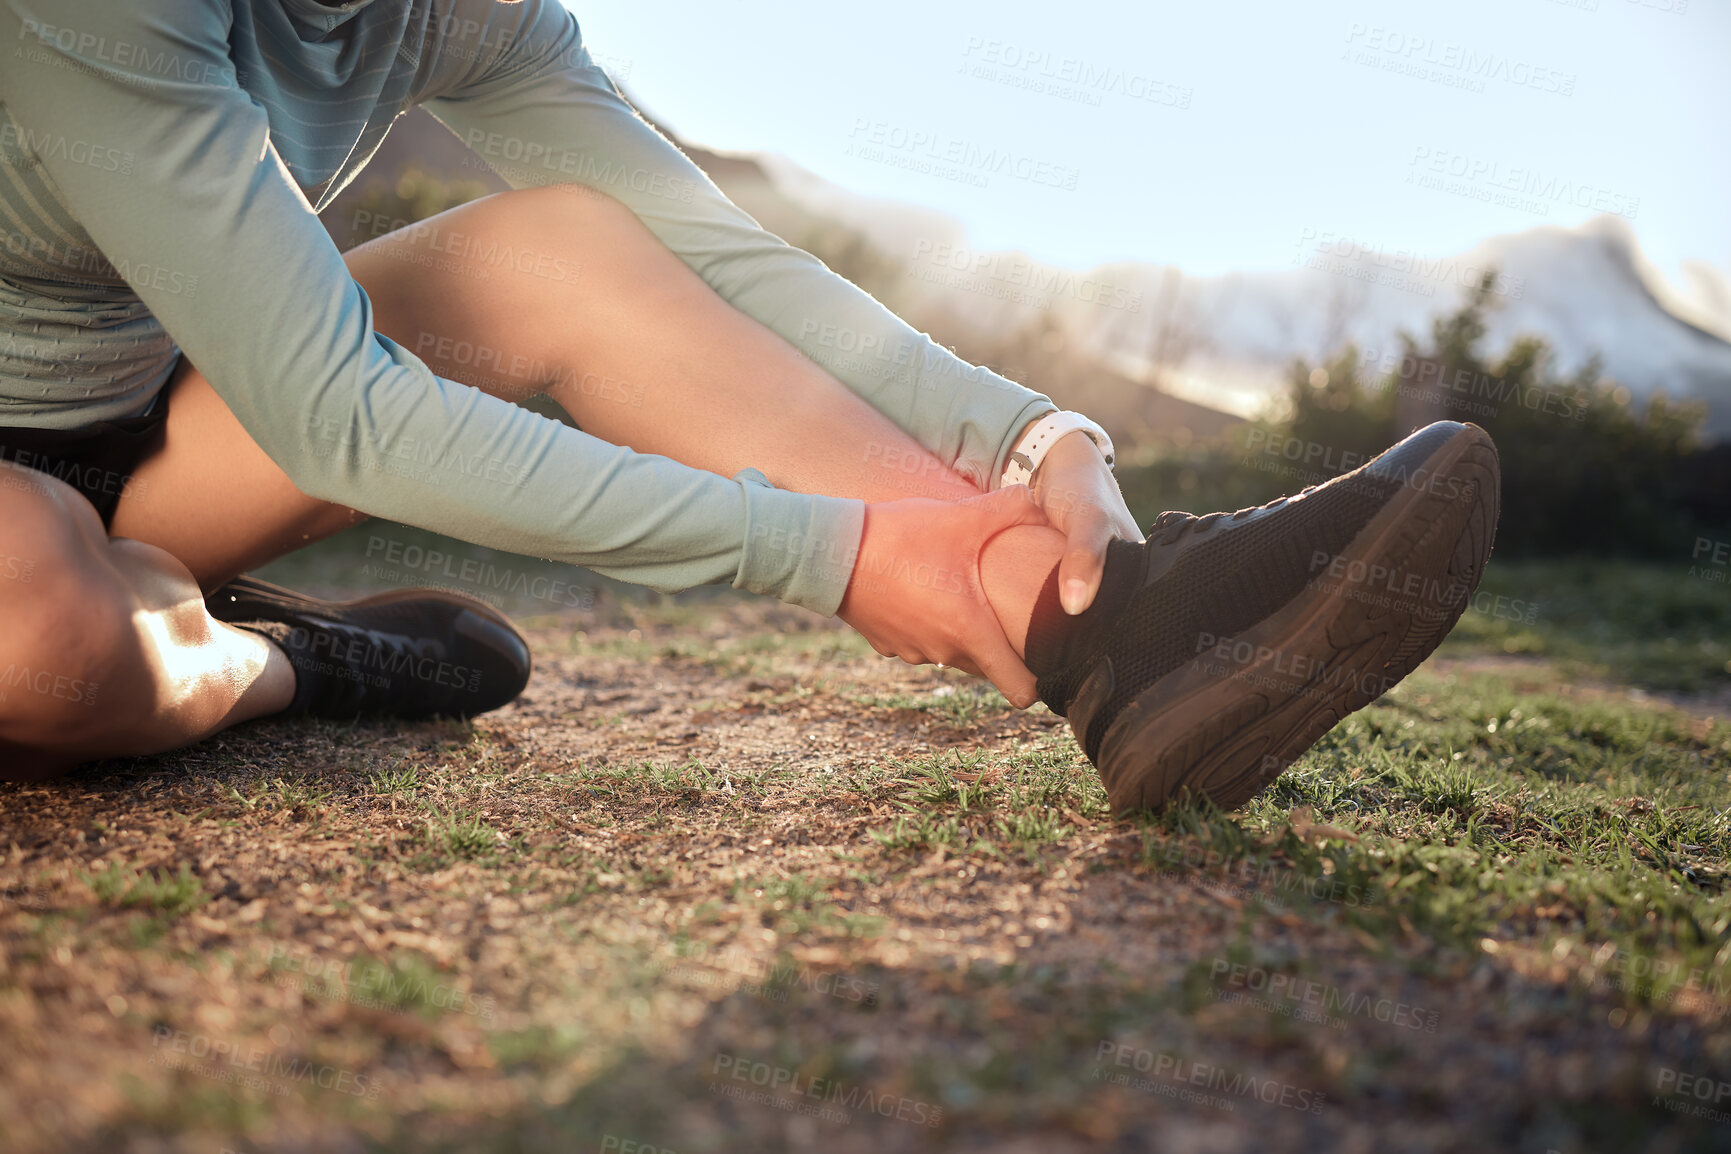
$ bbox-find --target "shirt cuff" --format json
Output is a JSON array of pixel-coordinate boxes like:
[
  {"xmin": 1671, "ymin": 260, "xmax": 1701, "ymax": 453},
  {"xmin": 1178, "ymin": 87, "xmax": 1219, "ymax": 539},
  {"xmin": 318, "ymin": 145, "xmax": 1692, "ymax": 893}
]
[{"xmin": 732, "ymin": 468, "xmax": 866, "ymax": 616}]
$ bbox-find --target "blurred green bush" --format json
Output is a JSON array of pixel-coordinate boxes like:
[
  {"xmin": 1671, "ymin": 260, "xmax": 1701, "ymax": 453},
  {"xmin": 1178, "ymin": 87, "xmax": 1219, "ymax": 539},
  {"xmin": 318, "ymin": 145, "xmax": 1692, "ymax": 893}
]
[{"xmin": 1117, "ymin": 274, "xmax": 1725, "ymax": 558}]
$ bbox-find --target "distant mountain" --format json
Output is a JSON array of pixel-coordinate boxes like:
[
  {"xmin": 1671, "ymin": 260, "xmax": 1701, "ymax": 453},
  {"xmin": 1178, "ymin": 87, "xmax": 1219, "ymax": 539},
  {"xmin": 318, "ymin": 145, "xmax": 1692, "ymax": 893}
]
[{"xmin": 756, "ymin": 152, "xmax": 1731, "ymax": 440}]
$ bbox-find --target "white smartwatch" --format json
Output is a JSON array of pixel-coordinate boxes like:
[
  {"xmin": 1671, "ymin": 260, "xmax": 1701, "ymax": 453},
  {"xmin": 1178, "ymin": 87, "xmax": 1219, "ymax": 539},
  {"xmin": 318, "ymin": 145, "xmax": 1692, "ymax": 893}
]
[{"xmin": 999, "ymin": 410, "xmax": 1115, "ymax": 489}]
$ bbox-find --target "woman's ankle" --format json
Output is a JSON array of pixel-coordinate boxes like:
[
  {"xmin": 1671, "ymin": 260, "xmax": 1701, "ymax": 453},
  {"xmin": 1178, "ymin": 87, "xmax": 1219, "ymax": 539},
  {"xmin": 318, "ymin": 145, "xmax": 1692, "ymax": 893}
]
[
  {"xmin": 978, "ymin": 524, "xmax": 1069, "ymax": 658},
  {"xmin": 220, "ymin": 625, "xmax": 298, "ymax": 724}
]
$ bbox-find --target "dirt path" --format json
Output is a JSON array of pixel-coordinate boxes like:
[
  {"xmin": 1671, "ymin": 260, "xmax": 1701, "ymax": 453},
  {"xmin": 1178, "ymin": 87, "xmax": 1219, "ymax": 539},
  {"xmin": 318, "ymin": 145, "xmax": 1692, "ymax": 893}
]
[{"xmin": 1, "ymin": 599, "xmax": 1726, "ymax": 1153}]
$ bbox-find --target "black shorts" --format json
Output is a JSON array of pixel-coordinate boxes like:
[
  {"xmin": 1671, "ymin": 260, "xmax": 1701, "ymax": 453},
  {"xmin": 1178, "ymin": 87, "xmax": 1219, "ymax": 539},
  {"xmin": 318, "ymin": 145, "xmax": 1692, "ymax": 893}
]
[{"xmin": 0, "ymin": 395, "xmax": 167, "ymax": 529}]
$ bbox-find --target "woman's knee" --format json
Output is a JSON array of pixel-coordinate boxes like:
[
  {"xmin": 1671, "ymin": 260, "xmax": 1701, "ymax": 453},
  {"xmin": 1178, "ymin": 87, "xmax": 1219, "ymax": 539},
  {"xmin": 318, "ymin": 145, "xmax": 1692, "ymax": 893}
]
[
  {"xmin": 361, "ymin": 180, "xmax": 639, "ymax": 271},
  {"xmin": 0, "ymin": 464, "xmax": 144, "ymax": 758}
]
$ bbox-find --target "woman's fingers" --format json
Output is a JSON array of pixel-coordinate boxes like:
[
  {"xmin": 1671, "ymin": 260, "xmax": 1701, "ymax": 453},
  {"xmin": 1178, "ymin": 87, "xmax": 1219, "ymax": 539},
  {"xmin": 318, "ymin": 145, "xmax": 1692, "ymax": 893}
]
[
  {"xmin": 1057, "ymin": 504, "xmax": 1113, "ymax": 615},
  {"xmin": 1056, "ymin": 499, "xmax": 1143, "ymax": 615},
  {"xmin": 963, "ymin": 626, "xmax": 1038, "ymax": 708},
  {"xmin": 1029, "ymin": 432, "xmax": 1145, "ymax": 615},
  {"xmin": 837, "ymin": 488, "xmax": 1050, "ymax": 710},
  {"xmin": 965, "ymin": 482, "xmax": 1046, "ymax": 540},
  {"xmin": 957, "ymin": 485, "xmax": 1044, "ymax": 704}
]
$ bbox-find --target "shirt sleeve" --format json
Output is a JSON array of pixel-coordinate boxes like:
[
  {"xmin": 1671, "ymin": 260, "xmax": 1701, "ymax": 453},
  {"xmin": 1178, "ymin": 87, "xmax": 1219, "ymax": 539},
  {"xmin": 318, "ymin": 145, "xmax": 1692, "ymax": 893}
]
[
  {"xmin": 0, "ymin": 0, "xmax": 862, "ymax": 614},
  {"xmin": 418, "ymin": 0, "xmax": 1058, "ymax": 493}
]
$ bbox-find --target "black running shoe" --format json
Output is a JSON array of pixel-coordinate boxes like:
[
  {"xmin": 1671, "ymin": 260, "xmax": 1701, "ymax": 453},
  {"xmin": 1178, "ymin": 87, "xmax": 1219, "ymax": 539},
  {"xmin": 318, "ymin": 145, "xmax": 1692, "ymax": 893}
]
[
  {"xmin": 1030, "ymin": 421, "xmax": 1500, "ymax": 815},
  {"xmin": 206, "ymin": 575, "xmax": 532, "ymax": 720}
]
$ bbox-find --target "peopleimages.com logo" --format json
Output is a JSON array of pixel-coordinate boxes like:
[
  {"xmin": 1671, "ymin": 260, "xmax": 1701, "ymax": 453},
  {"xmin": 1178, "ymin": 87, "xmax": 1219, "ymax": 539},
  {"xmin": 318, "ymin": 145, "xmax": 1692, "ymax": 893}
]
[
  {"xmin": 151, "ymin": 1027, "xmax": 381, "ymax": 1099},
  {"xmin": 1090, "ymin": 1041, "xmax": 1327, "ymax": 1114},
  {"xmin": 277, "ymin": 625, "xmax": 481, "ymax": 694},
  {"xmin": 709, "ymin": 1052, "xmax": 943, "ymax": 1128}
]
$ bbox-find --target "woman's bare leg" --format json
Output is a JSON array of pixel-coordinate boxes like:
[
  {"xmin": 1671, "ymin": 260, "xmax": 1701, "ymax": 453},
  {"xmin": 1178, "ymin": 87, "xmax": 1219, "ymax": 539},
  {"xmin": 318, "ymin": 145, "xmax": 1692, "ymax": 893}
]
[
  {"xmin": 0, "ymin": 461, "xmax": 293, "ymax": 781},
  {"xmin": 108, "ymin": 184, "xmax": 1068, "ymax": 649}
]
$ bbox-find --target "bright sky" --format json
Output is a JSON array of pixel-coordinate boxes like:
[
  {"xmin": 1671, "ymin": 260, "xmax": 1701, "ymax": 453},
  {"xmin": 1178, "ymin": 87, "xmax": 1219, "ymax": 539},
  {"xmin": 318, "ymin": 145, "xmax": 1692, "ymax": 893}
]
[{"xmin": 569, "ymin": 0, "xmax": 1728, "ymax": 283}]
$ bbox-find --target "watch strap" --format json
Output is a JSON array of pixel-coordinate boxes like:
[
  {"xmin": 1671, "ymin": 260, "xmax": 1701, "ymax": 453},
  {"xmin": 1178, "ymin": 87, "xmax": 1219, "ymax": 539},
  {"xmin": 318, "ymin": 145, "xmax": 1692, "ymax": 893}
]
[{"xmin": 1000, "ymin": 411, "xmax": 1115, "ymax": 488}]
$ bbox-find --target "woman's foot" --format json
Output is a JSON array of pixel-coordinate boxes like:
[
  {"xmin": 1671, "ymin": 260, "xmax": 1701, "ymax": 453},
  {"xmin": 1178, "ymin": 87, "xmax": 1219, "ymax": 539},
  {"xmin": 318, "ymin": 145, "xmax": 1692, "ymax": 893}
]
[
  {"xmin": 206, "ymin": 576, "xmax": 532, "ymax": 720},
  {"xmin": 1025, "ymin": 421, "xmax": 1501, "ymax": 815}
]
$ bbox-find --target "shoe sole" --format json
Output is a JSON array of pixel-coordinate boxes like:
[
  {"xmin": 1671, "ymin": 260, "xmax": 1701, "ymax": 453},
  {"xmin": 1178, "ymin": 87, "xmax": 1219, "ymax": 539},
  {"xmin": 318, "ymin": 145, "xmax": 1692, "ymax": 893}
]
[{"xmin": 1094, "ymin": 422, "xmax": 1501, "ymax": 815}]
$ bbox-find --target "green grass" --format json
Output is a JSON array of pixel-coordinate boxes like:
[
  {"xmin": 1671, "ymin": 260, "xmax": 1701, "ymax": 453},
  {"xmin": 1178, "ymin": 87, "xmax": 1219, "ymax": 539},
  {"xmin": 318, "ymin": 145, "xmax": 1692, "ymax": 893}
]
[
  {"xmin": 368, "ymin": 762, "xmax": 421, "ymax": 796},
  {"xmin": 728, "ymin": 874, "xmax": 885, "ymax": 937},
  {"xmin": 853, "ymin": 679, "xmax": 1014, "ymax": 726},
  {"xmin": 84, "ymin": 860, "xmax": 207, "ymax": 917},
  {"xmin": 1441, "ymin": 559, "xmax": 1731, "ymax": 692},
  {"xmin": 13, "ymin": 576, "xmax": 1731, "ymax": 1153},
  {"xmin": 868, "ymin": 747, "xmax": 1104, "ymax": 862},
  {"xmin": 407, "ymin": 808, "xmax": 502, "ymax": 868},
  {"xmin": 345, "ymin": 953, "xmax": 491, "ymax": 1019},
  {"xmin": 836, "ymin": 652, "xmax": 1730, "ymax": 1015},
  {"xmin": 1156, "ymin": 667, "xmax": 1731, "ymax": 996}
]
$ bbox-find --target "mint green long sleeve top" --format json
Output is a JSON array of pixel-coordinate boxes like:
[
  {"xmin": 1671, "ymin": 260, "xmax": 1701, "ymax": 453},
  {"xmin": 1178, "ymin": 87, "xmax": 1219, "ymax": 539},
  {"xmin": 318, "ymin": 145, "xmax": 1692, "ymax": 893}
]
[{"xmin": 0, "ymin": 0, "xmax": 1055, "ymax": 614}]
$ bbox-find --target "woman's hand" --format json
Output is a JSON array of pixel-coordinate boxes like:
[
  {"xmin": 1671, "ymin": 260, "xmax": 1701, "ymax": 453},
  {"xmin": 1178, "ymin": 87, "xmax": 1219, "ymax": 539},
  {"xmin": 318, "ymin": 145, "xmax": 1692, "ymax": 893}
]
[
  {"xmin": 1029, "ymin": 430, "xmax": 1143, "ymax": 615},
  {"xmin": 836, "ymin": 486, "xmax": 1049, "ymax": 708}
]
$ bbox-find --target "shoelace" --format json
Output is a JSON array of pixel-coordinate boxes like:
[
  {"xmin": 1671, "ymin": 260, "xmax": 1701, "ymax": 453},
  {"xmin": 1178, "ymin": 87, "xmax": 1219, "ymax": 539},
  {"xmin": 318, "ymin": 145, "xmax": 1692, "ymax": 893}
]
[
  {"xmin": 311, "ymin": 614, "xmax": 447, "ymax": 661},
  {"xmin": 1145, "ymin": 480, "xmax": 1327, "ymax": 546},
  {"xmin": 295, "ymin": 615, "xmax": 451, "ymax": 715}
]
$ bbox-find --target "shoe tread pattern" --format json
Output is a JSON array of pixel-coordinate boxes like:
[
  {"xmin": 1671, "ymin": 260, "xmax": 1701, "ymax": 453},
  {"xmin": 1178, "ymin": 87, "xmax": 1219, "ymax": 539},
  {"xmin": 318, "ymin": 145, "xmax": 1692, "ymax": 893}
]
[{"xmin": 1100, "ymin": 425, "xmax": 1501, "ymax": 814}]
